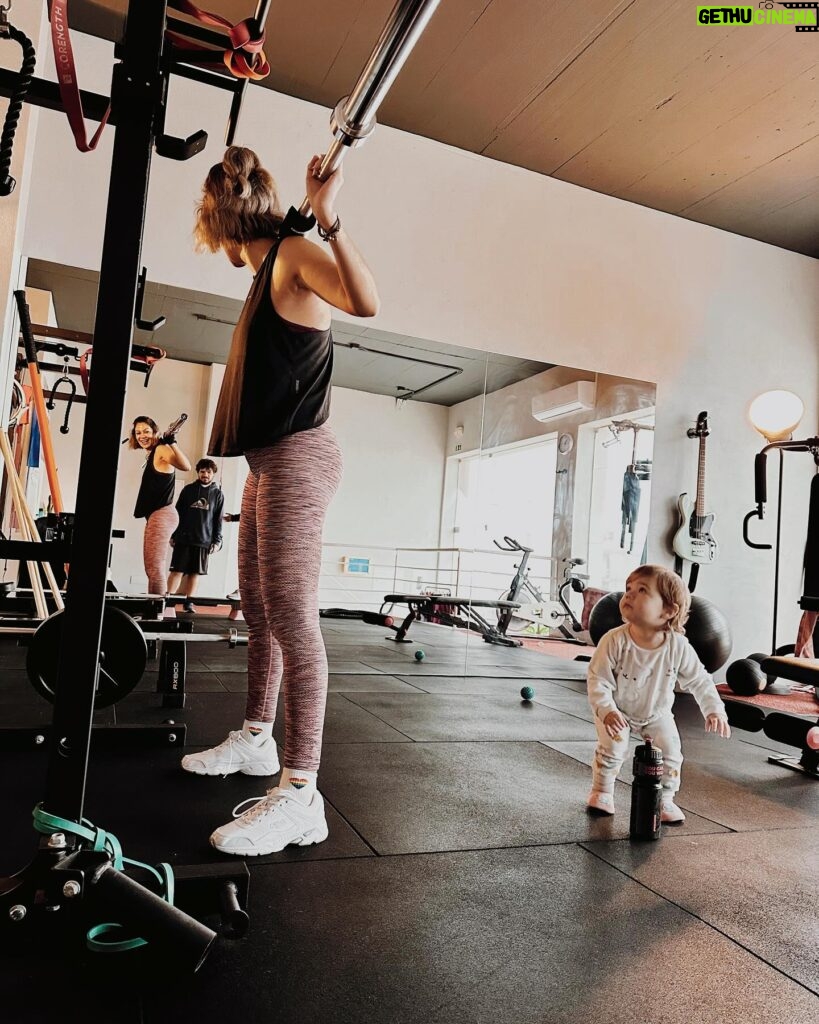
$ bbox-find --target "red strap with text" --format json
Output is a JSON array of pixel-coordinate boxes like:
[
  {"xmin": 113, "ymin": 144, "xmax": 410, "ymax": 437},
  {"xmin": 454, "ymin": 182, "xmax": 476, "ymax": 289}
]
[
  {"xmin": 50, "ymin": 0, "xmax": 112, "ymax": 152},
  {"xmin": 51, "ymin": 0, "xmax": 269, "ymax": 154}
]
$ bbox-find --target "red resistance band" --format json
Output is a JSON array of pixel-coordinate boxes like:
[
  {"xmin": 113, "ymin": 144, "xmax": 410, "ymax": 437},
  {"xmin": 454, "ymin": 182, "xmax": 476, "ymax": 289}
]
[
  {"xmin": 50, "ymin": 0, "xmax": 111, "ymax": 152},
  {"xmin": 50, "ymin": 0, "xmax": 270, "ymax": 154},
  {"xmin": 168, "ymin": 1, "xmax": 270, "ymax": 81}
]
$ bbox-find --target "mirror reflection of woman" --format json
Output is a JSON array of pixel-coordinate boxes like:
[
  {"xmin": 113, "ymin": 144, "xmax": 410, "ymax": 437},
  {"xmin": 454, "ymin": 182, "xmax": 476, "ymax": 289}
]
[
  {"xmin": 184, "ymin": 146, "xmax": 379, "ymax": 857},
  {"xmin": 129, "ymin": 416, "xmax": 191, "ymax": 600}
]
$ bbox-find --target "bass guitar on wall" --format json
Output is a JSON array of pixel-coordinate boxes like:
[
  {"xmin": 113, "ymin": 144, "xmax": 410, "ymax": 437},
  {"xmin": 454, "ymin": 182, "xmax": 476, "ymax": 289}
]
[{"xmin": 673, "ymin": 411, "xmax": 718, "ymax": 580}]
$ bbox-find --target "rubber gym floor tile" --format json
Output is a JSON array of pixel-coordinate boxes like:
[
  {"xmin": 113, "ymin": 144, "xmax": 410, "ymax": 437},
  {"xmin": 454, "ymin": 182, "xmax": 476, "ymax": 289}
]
[
  {"xmin": 0, "ymin": 750, "xmax": 47, "ymax": 873},
  {"xmin": 1, "ymin": 969, "xmax": 144, "ymax": 1024},
  {"xmin": 135, "ymin": 844, "xmax": 819, "ymax": 1024},
  {"xmin": 583, "ymin": 826, "xmax": 819, "ymax": 995},
  {"xmin": 0, "ymin": 645, "xmax": 27, "ymax": 664},
  {"xmin": 546, "ymin": 674, "xmax": 588, "ymax": 694},
  {"xmin": 342, "ymin": 691, "xmax": 597, "ymax": 742},
  {"xmin": 135, "ymin": 671, "xmax": 229, "ymax": 693},
  {"xmin": 115, "ymin": 690, "xmax": 248, "ymax": 745},
  {"xmin": 114, "ymin": 691, "xmax": 411, "ymax": 747},
  {"xmin": 545, "ymin": 737, "xmax": 819, "ymax": 831},
  {"xmin": 211, "ymin": 670, "xmax": 248, "ymax": 691},
  {"xmin": 473, "ymin": 659, "xmax": 585, "ymax": 678},
  {"xmin": 327, "ymin": 673, "xmax": 424, "ymax": 692},
  {"xmin": 530, "ymin": 687, "xmax": 597, "ymax": 722},
  {"xmin": 317, "ymin": 660, "xmax": 385, "ymax": 674},
  {"xmin": 285, "ymin": 693, "xmax": 412, "ymax": 745},
  {"xmin": 360, "ymin": 658, "xmax": 560, "ymax": 678},
  {"xmin": 398, "ymin": 675, "xmax": 582, "ymax": 697},
  {"xmin": 184, "ymin": 652, "xmax": 249, "ymax": 673},
  {"xmin": 0, "ymin": 668, "xmax": 45, "ymax": 706},
  {"xmin": 85, "ymin": 753, "xmax": 374, "ymax": 866},
  {"xmin": 1, "ymin": 745, "xmax": 373, "ymax": 870},
  {"xmin": 316, "ymin": 741, "xmax": 727, "ymax": 855},
  {"xmin": 325, "ymin": 641, "xmax": 404, "ymax": 657},
  {"xmin": 0, "ymin": 701, "xmax": 115, "ymax": 729}
]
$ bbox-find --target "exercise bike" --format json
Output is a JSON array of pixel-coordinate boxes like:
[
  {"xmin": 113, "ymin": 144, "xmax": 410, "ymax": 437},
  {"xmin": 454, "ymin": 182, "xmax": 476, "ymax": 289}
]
[{"xmin": 494, "ymin": 536, "xmax": 589, "ymax": 644}]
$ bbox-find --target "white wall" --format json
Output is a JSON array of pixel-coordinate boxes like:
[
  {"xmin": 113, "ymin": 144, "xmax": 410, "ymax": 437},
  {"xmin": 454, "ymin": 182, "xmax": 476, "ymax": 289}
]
[
  {"xmin": 321, "ymin": 388, "xmax": 448, "ymax": 610},
  {"xmin": 326, "ymin": 387, "xmax": 448, "ymax": 547},
  {"xmin": 15, "ymin": 31, "xmax": 819, "ymax": 660}
]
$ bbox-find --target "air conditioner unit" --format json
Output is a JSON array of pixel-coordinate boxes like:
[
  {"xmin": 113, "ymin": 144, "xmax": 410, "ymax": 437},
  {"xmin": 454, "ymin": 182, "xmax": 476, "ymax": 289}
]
[{"xmin": 531, "ymin": 381, "xmax": 596, "ymax": 423}]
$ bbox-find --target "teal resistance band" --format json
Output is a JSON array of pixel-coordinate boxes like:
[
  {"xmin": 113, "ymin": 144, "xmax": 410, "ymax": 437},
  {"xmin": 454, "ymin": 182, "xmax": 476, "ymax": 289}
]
[{"xmin": 33, "ymin": 803, "xmax": 175, "ymax": 953}]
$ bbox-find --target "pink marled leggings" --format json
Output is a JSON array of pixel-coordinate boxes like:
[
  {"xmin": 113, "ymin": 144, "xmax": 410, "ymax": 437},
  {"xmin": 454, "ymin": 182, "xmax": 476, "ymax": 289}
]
[
  {"xmin": 143, "ymin": 505, "xmax": 178, "ymax": 596},
  {"xmin": 240, "ymin": 424, "xmax": 343, "ymax": 771}
]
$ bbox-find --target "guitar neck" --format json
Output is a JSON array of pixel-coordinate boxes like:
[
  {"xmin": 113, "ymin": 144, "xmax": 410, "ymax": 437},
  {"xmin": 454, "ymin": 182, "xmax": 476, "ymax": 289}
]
[{"xmin": 695, "ymin": 434, "xmax": 706, "ymax": 516}]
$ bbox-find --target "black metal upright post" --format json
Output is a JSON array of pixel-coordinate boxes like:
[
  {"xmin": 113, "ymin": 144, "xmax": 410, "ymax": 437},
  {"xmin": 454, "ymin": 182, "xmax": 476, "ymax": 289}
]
[
  {"xmin": 42, "ymin": 0, "xmax": 169, "ymax": 823},
  {"xmin": 772, "ymin": 449, "xmax": 784, "ymax": 655}
]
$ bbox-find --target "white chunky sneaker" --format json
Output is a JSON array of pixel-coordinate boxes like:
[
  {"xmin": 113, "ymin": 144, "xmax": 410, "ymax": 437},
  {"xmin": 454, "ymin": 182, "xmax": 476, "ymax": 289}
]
[
  {"xmin": 586, "ymin": 791, "xmax": 615, "ymax": 815},
  {"xmin": 661, "ymin": 799, "xmax": 686, "ymax": 824},
  {"xmin": 210, "ymin": 788, "xmax": 329, "ymax": 856},
  {"xmin": 181, "ymin": 731, "xmax": 280, "ymax": 777}
]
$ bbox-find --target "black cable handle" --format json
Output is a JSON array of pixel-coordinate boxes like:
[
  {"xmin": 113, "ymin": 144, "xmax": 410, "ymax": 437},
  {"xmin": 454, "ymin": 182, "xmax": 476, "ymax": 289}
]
[{"xmin": 0, "ymin": 13, "xmax": 37, "ymax": 197}]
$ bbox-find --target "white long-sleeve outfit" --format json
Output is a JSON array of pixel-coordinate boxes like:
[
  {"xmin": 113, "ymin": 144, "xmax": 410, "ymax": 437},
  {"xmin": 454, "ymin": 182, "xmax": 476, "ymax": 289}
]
[{"xmin": 586, "ymin": 624, "xmax": 726, "ymax": 795}]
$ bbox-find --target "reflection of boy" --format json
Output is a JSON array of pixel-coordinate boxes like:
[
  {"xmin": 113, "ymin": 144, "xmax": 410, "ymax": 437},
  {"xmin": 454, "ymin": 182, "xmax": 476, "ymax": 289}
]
[{"xmin": 167, "ymin": 459, "xmax": 225, "ymax": 613}]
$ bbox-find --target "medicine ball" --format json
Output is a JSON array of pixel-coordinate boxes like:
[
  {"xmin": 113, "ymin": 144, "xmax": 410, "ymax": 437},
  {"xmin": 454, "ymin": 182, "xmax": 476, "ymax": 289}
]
[{"xmin": 725, "ymin": 657, "xmax": 767, "ymax": 696}]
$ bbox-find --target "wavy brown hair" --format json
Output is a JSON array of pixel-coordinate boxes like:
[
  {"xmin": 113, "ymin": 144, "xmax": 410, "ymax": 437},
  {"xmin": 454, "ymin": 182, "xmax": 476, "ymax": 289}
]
[
  {"xmin": 194, "ymin": 146, "xmax": 283, "ymax": 252},
  {"xmin": 626, "ymin": 564, "xmax": 691, "ymax": 633}
]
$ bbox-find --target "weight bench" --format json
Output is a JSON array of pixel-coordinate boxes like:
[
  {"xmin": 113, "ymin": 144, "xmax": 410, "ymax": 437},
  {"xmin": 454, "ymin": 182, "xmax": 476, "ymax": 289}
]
[
  {"xmin": 724, "ymin": 655, "xmax": 819, "ymax": 778},
  {"xmin": 382, "ymin": 593, "xmax": 523, "ymax": 648}
]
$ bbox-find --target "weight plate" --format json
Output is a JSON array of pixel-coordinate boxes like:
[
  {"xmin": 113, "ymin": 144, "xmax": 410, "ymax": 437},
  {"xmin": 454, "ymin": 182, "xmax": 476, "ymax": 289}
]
[{"xmin": 26, "ymin": 607, "xmax": 148, "ymax": 708}]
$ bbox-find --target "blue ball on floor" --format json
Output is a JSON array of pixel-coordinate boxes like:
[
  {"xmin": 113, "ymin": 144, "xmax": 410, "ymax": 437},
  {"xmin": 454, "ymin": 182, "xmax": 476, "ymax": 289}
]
[
  {"xmin": 414, "ymin": 650, "xmax": 426, "ymax": 661},
  {"xmin": 520, "ymin": 686, "xmax": 535, "ymax": 701}
]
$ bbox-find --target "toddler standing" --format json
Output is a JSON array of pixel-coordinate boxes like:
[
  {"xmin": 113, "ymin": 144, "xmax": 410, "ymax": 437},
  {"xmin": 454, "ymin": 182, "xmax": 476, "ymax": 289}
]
[{"xmin": 586, "ymin": 565, "xmax": 730, "ymax": 823}]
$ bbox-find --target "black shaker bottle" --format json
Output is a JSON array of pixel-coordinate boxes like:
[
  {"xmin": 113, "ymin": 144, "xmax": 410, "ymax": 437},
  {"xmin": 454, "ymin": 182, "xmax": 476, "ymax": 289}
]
[{"xmin": 629, "ymin": 738, "xmax": 664, "ymax": 841}]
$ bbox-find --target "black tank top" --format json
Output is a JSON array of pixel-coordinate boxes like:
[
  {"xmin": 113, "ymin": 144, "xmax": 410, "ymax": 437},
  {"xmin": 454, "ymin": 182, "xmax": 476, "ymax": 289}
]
[
  {"xmin": 134, "ymin": 447, "xmax": 175, "ymax": 519},
  {"xmin": 208, "ymin": 237, "xmax": 333, "ymax": 457}
]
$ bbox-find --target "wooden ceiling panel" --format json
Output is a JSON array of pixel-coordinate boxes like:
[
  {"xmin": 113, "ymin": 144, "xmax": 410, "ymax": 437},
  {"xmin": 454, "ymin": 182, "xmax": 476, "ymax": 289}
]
[
  {"xmin": 742, "ymin": 190, "xmax": 819, "ymax": 254},
  {"xmin": 611, "ymin": 65, "xmax": 819, "ymax": 218},
  {"xmin": 379, "ymin": 0, "xmax": 631, "ymax": 153},
  {"xmin": 550, "ymin": 32, "xmax": 817, "ymax": 200},
  {"xmin": 48, "ymin": 2, "xmax": 819, "ymax": 257},
  {"xmin": 482, "ymin": 1, "xmax": 733, "ymax": 173},
  {"xmin": 682, "ymin": 134, "xmax": 819, "ymax": 242}
]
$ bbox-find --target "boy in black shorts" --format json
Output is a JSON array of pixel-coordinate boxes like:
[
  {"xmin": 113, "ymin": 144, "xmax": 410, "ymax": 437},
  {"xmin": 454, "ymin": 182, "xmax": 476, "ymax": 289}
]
[{"xmin": 167, "ymin": 458, "xmax": 225, "ymax": 612}]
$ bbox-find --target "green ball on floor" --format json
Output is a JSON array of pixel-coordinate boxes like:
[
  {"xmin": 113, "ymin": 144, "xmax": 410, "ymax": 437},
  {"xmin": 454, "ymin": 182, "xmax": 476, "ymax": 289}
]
[
  {"xmin": 414, "ymin": 650, "xmax": 426, "ymax": 661},
  {"xmin": 520, "ymin": 686, "xmax": 535, "ymax": 701}
]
